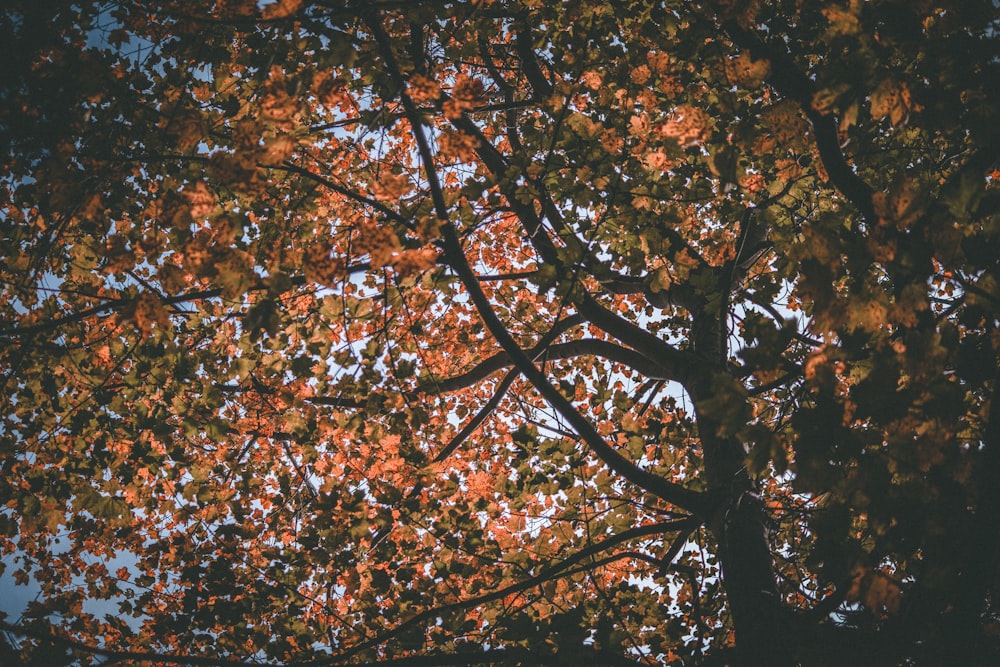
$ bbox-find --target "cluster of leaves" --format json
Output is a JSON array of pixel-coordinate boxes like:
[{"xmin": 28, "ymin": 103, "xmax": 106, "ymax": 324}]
[{"xmin": 1, "ymin": 0, "xmax": 998, "ymax": 665}]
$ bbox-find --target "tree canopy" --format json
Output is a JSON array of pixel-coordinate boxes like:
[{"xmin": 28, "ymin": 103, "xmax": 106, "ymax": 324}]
[{"xmin": 1, "ymin": 0, "xmax": 999, "ymax": 665}]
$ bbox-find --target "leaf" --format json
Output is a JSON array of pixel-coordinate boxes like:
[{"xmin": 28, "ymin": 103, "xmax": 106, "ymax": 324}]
[{"xmin": 870, "ymin": 78, "xmax": 916, "ymax": 126}]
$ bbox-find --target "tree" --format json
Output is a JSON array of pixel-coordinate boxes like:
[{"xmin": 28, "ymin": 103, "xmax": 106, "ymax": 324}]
[{"xmin": 1, "ymin": 0, "xmax": 998, "ymax": 664}]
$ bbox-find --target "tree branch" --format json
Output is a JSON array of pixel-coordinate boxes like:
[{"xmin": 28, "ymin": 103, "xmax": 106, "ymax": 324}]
[
  {"xmin": 434, "ymin": 369, "xmax": 518, "ymax": 463},
  {"xmin": 272, "ymin": 161, "xmax": 410, "ymax": 226},
  {"xmin": 323, "ymin": 518, "xmax": 700, "ymax": 664},
  {"xmin": 370, "ymin": 14, "xmax": 706, "ymax": 515},
  {"xmin": 513, "ymin": 22, "xmax": 553, "ymax": 99},
  {"xmin": 720, "ymin": 20, "xmax": 877, "ymax": 226},
  {"xmin": 439, "ymin": 220, "xmax": 706, "ymax": 512},
  {"xmin": 426, "ymin": 337, "xmax": 678, "ymax": 395},
  {"xmin": 432, "ymin": 313, "xmax": 583, "ymax": 461},
  {"xmin": 419, "ymin": 315, "xmax": 582, "ymax": 394},
  {"xmin": 0, "ymin": 278, "xmax": 313, "ymax": 338},
  {"xmin": 0, "ymin": 620, "xmax": 270, "ymax": 667},
  {"xmin": 0, "ymin": 619, "xmax": 650, "ymax": 667},
  {"xmin": 446, "ymin": 114, "xmax": 703, "ymax": 387}
]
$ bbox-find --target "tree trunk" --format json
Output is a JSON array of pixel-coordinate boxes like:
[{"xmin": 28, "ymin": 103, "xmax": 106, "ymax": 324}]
[
  {"xmin": 712, "ymin": 484, "xmax": 793, "ymax": 666},
  {"xmin": 690, "ymin": 307, "xmax": 793, "ymax": 665}
]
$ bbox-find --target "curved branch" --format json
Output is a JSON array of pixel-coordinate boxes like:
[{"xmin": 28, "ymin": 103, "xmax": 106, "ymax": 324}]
[
  {"xmin": 273, "ymin": 161, "xmax": 410, "ymax": 226},
  {"xmin": 427, "ymin": 338, "xmax": 678, "ymax": 395},
  {"xmin": 575, "ymin": 293, "xmax": 702, "ymax": 384},
  {"xmin": 0, "ymin": 277, "xmax": 313, "ymax": 339},
  {"xmin": 0, "ymin": 257, "xmax": 373, "ymax": 340},
  {"xmin": 451, "ymin": 112, "xmax": 709, "ymax": 320},
  {"xmin": 447, "ymin": 114, "xmax": 703, "ymax": 388},
  {"xmin": 433, "ymin": 368, "xmax": 518, "ymax": 463},
  {"xmin": 420, "ymin": 315, "xmax": 582, "ymax": 395},
  {"xmin": 438, "ymin": 218, "xmax": 706, "ymax": 512},
  {"xmin": 478, "ymin": 34, "xmax": 524, "ymax": 154},
  {"xmin": 513, "ymin": 22, "xmax": 553, "ymax": 98},
  {"xmin": 721, "ymin": 20, "xmax": 877, "ymax": 226},
  {"xmin": 0, "ymin": 619, "xmax": 650, "ymax": 667},
  {"xmin": 432, "ymin": 313, "xmax": 584, "ymax": 461},
  {"xmin": 0, "ymin": 620, "xmax": 269, "ymax": 667},
  {"xmin": 323, "ymin": 518, "xmax": 700, "ymax": 664},
  {"xmin": 370, "ymin": 14, "xmax": 705, "ymax": 515},
  {"xmin": 428, "ymin": 333, "xmax": 687, "ymax": 460},
  {"xmin": 214, "ymin": 381, "xmax": 369, "ymax": 409},
  {"xmin": 475, "ymin": 270, "xmax": 537, "ymax": 282}
]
